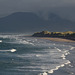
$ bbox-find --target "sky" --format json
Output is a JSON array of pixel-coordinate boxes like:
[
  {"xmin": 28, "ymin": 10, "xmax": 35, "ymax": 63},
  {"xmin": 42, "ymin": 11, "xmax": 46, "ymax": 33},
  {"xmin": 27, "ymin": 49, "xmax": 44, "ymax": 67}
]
[{"xmin": 0, "ymin": 0, "xmax": 75, "ymax": 21}]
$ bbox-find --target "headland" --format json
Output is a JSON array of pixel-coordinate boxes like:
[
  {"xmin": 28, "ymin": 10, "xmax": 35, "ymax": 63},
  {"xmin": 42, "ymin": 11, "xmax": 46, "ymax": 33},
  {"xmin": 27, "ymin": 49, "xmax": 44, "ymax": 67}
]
[{"xmin": 32, "ymin": 31, "xmax": 75, "ymax": 42}]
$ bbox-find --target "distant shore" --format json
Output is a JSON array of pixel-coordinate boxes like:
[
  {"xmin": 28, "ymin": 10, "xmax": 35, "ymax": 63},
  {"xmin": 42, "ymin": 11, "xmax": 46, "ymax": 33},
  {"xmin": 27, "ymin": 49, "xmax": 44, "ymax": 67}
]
[
  {"xmin": 32, "ymin": 31, "xmax": 75, "ymax": 42},
  {"xmin": 36, "ymin": 37, "xmax": 75, "ymax": 43}
]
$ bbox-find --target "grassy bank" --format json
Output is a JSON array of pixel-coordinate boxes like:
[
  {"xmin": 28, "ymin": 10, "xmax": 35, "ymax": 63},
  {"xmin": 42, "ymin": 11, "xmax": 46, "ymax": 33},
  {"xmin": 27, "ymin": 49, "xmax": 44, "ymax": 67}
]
[{"xmin": 32, "ymin": 31, "xmax": 75, "ymax": 41}]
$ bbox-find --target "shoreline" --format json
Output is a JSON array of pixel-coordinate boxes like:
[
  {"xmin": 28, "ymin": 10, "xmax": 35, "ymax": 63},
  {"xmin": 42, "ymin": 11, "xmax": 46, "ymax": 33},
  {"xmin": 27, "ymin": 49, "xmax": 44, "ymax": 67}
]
[
  {"xmin": 49, "ymin": 44, "xmax": 75, "ymax": 75},
  {"xmin": 36, "ymin": 37, "xmax": 75, "ymax": 43},
  {"xmin": 32, "ymin": 31, "xmax": 75, "ymax": 43}
]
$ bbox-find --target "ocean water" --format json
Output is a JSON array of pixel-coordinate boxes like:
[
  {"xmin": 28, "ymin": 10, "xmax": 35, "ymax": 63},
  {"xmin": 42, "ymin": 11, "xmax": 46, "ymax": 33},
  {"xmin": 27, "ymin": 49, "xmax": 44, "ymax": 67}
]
[{"xmin": 0, "ymin": 34, "xmax": 75, "ymax": 75}]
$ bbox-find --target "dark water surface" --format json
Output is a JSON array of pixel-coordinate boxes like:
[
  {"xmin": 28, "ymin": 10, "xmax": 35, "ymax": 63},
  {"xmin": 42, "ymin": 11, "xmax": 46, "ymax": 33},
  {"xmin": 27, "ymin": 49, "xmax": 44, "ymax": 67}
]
[{"xmin": 0, "ymin": 34, "xmax": 75, "ymax": 75}]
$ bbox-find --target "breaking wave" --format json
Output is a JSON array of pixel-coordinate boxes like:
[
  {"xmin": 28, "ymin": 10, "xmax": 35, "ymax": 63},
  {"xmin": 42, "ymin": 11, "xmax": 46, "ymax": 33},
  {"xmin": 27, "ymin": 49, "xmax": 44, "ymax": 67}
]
[
  {"xmin": 0, "ymin": 34, "xmax": 75, "ymax": 75},
  {"xmin": 39, "ymin": 45, "xmax": 74, "ymax": 75},
  {"xmin": 0, "ymin": 40, "xmax": 2, "ymax": 43},
  {"xmin": 0, "ymin": 49, "xmax": 16, "ymax": 52}
]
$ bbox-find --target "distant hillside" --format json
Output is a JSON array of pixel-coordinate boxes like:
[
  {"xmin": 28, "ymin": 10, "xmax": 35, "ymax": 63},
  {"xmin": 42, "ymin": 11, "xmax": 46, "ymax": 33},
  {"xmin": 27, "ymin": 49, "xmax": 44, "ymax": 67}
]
[
  {"xmin": 32, "ymin": 31, "xmax": 75, "ymax": 41},
  {"xmin": 0, "ymin": 12, "xmax": 75, "ymax": 32}
]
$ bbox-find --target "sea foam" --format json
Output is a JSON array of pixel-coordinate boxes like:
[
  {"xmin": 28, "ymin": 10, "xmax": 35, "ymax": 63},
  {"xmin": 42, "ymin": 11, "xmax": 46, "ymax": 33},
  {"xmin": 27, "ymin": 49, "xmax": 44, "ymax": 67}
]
[
  {"xmin": 39, "ymin": 45, "xmax": 72, "ymax": 75},
  {"xmin": 10, "ymin": 49, "xmax": 16, "ymax": 52},
  {"xmin": 0, "ymin": 49, "xmax": 16, "ymax": 52},
  {"xmin": 0, "ymin": 40, "xmax": 2, "ymax": 43},
  {"xmin": 70, "ymin": 47, "xmax": 75, "ymax": 50}
]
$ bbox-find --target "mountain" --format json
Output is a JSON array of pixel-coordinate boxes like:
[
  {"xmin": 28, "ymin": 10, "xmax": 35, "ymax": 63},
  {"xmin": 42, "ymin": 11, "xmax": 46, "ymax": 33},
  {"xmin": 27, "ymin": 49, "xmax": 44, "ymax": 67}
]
[{"xmin": 0, "ymin": 12, "xmax": 75, "ymax": 32}]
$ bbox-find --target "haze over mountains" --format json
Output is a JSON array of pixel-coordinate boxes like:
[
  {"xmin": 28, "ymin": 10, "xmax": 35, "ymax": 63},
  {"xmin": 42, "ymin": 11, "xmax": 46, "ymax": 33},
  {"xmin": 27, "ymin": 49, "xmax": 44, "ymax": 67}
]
[{"xmin": 0, "ymin": 12, "xmax": 75, "ymax": 33}]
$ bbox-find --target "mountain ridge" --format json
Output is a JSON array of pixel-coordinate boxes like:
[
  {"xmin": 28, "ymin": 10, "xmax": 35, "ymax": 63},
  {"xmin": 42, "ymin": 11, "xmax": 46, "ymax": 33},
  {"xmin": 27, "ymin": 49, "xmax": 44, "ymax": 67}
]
[{"xmin": 0, "ymin": 12, "xmax": 74, "ymax": 32}]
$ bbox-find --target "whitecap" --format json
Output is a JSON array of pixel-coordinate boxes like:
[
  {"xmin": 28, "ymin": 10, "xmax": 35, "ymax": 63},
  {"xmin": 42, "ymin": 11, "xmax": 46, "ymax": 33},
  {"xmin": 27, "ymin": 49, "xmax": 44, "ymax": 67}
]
[
  {"xmin": 65, "ymin": 60, "xmax": 71, "ymax": 65},
  {"xmin": 10, "ymin": 49, "xmax": 16, "ymax": 52},
  {"xmin": 42, "ymin": 72, "xmax": 48, "ymax": 75},
  {"xmin": 57, "ymin": 48, "xmax": 61, "ymax": 52},
  {"xmin": 13, "ymin": 39, "xmax": 34, "ymax": 45},
  {"xmin": 55, "ymin": 66, "xmax": 61, "ymax": 70},
  {"xmin": 60, "ymin": 64, "xmax": 65, "ymax": 67},
  {"xmin": 65, "ymin": 52, "xmax": 70, "ymax": 55},
  {"xmin": 54, "ymin": 47, "xmax": 61, "ymax": 52},
  {"xmin": 70, "ymin": 47, "xmax": 75, "ymax": 50},
  {"xmin": 0, "ymin": 40, "xmax": 2, "ymax": 43},
  {"xmin": 69, "ymin": 64, "xmax": 73, "ymax": 67},
  {"xmin": 0, "ymin": 49, "xmax": 16, "ymax": 52},
  {"xmin": 36, "ymin": 54, "xmax": 42, "ymax": 57},
  {"xmin": 61, "ymin": 54, "xmax": 66, "ymax": 59},
  {"xmin": 64, "ymin": 50, "xmax": 68, "ymax": 53},
  {"xmin": 48, "ymin": 69, "xmax": 54, "ymax": 74},
  {"xmin": 48, "ymin": 65, "xmax": 63, "ymax": 74},
  {"xmin": 18, "ymin": 39, "xmax": 34, "ymax": 45}
]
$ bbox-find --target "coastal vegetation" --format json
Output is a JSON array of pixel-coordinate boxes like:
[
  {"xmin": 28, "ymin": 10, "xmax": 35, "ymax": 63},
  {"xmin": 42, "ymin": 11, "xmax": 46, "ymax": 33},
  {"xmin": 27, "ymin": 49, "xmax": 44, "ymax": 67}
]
[{"xmin": 32, "ymin": 31, "xmax": 75, "ymax": 41}]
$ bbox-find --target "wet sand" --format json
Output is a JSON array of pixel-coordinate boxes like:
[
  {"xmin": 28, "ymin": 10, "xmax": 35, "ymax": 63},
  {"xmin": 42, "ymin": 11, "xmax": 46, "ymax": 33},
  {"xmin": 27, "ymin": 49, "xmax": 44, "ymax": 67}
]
[{"xmin": 39, "ymin": 37, "xmax": 75, "ymax": 42}]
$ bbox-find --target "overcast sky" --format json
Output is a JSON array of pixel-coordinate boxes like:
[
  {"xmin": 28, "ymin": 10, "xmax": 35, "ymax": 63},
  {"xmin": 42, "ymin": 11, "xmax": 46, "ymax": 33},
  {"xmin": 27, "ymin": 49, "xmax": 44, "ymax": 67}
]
[{"xmin": 0, "ymin": 0, "xmax": 75, "ymax": 21}]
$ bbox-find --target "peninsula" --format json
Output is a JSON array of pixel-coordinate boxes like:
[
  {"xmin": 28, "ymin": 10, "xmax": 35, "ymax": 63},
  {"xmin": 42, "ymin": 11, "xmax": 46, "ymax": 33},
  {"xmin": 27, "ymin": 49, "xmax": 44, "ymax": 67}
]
[{"xmin": 32, "ymin": 31, "xmax": 75, "ymax": 42}]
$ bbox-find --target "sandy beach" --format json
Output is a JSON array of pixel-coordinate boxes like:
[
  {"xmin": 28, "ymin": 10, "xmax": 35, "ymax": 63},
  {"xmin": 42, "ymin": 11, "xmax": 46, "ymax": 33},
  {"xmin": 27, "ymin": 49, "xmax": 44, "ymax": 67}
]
[{"xmin": 38, "ymin": 37, "xmax": 75, "ymax": 42}]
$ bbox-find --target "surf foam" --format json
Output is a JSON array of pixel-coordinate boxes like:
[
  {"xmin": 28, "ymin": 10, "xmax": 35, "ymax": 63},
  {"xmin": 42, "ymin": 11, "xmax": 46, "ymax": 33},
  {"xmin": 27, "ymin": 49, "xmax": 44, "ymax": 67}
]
[
  {"xmin": 10, "ymin": 49, "xmax": 16, "ymax": 52},
  {"xmin": 0, "ymin": 40, "xmax": 2, "ymax": 43},
  {"xmin": 0, "ymin": 49, "xmax": 16, "ymax": 52},
  {"xmin": 39, "ymin": 45, "xmax": 73, "ymax": 75},
  {"xmin": 54, "ymin": 47, "xmax": 61, "ymax": 52},
  {"xmin": 70, "ymin": 47, "xmax": 75, "ymax": 50}
]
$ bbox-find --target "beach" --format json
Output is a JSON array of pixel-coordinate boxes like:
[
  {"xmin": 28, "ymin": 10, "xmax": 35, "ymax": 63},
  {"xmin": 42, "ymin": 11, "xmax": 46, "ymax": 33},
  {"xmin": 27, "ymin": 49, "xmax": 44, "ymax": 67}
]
[{"xmin": 39, "ymin": 37, "xmax": 75, "ymax": 43}]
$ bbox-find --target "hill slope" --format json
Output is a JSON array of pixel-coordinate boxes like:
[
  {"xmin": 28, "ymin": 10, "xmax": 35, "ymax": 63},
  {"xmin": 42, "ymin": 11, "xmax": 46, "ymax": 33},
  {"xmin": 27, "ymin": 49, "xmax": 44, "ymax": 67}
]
[{"xmin": 0, "ymin": 12, "xmax": 74, "ymax": 32}]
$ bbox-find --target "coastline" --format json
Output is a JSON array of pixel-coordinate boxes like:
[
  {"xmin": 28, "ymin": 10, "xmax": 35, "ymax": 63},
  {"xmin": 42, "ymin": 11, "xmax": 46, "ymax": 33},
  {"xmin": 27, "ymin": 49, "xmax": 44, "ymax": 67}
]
[
  {"xmin": 48, "ymin": 43, "xmax": 75, "ymax": 75},
  {"xmin": 37, "ymin": 37, "xmax": 75, "ymax": 43},
  {"xmin": 48, "ymin": 50, "xmax": 75, "ymax": 75},
  {"xmin": 32, "ymin": 31, "xmax": 75, "ymax": 43},
  {"xmin": 37, "ymin": 37, "xmax": 75, "ymax": 75}
]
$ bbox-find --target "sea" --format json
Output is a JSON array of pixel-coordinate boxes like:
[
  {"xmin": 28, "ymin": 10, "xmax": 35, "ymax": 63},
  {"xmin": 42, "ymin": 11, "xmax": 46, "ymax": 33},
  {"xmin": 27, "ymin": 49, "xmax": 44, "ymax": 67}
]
[{"xmin": 0, "ymin": 33, "xmax": 75, "ymax": 75}]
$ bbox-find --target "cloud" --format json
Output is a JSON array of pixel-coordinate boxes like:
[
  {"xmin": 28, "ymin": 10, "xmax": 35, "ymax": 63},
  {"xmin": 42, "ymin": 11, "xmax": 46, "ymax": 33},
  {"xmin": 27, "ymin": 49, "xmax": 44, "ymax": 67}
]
[
  {"xmin": 0, "ymin": 0, "xmax": 75, "ymax": 21},
  {"xmin": 0, "ymin": 0, "xmax": 75, "ymax": 12}
]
